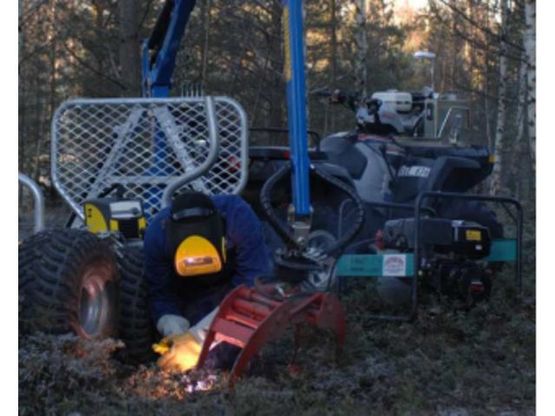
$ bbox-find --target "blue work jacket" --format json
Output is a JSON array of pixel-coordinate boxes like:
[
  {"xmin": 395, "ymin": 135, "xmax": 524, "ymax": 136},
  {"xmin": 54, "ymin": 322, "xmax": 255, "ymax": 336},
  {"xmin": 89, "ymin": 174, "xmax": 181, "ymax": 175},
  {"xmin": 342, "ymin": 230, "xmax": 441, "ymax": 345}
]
[{"xmin": 144, "ymin": 194, "xmax": 271, "ymax": 324}]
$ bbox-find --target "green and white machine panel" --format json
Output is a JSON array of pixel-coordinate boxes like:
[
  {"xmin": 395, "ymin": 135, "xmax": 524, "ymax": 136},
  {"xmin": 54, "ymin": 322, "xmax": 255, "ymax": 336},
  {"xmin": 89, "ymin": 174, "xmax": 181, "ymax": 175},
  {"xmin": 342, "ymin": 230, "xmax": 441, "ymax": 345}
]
[
  {"xmin": 336, "ymin": 253, "xmax": 414, "ymax": 277},
  {"xmin": 335, "ymin": 239, "xmax": 517, "ymax": 278}
]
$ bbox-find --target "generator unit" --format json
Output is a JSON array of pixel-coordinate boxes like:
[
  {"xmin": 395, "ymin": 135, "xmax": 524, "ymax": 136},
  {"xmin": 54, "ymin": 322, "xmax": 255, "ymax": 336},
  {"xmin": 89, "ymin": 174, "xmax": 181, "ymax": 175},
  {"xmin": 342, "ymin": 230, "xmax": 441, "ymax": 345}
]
[{"xmin": 383, "ymin": 217, "xmax": 493, "ymax": 302}]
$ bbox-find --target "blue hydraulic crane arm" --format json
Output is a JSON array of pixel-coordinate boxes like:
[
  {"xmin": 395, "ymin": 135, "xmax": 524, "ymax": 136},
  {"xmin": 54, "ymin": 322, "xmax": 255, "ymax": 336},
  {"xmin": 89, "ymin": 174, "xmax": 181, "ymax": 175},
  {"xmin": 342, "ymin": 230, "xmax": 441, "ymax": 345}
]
[
  {"xmin": 142, "ymin": 0, "xmax": 311, "ymax": 220},
  {"xmin": 283, "ymin": 0, "xmax": 311, "ymax": 218},
  {"xmin": 142, "ymin": 0, "xmax": 197, "ymax": 97}
]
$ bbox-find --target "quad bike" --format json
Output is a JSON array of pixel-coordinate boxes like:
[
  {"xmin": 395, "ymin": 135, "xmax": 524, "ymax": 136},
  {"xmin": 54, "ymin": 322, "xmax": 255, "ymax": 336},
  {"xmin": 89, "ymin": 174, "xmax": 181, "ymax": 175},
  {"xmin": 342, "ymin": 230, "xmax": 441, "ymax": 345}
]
[{"xmin": 244, "ymin": 87, "xmax": 522, "ymax": 319}]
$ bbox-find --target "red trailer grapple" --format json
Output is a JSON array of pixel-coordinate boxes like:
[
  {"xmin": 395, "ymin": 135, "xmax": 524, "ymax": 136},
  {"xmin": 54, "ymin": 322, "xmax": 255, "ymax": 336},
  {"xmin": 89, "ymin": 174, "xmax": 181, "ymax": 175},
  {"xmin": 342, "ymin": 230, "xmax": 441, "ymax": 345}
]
[{"xmin": 196, "ymin": 283, "xmax": 346, "ymax": 385}]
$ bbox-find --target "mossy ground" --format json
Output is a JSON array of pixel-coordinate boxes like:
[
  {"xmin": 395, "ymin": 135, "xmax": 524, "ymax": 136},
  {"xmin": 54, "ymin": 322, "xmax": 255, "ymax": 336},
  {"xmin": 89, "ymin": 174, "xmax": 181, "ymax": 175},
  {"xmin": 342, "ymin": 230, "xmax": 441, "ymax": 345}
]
[
  {"xmin": 18, "ymin": 201, "xmax": 536, "ymax": 415},
  {"xmin": 19, "ymin": 264, "xmax": 534, "ymax": 416}
]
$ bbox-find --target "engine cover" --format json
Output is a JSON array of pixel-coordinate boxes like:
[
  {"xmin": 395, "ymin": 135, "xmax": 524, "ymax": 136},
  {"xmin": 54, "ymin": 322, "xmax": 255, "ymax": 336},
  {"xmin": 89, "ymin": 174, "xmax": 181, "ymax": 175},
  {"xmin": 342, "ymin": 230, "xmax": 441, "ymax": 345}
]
[{"xmin": 383, "ymin": 218, "xmax": 491, "ymax": 259}]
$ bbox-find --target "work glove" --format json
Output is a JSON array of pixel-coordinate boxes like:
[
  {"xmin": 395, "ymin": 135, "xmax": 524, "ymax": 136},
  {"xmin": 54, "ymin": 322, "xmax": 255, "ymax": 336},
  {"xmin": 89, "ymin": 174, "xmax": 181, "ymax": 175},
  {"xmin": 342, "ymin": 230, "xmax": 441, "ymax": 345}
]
[
  {"xmin": 156, "ymin": 314, "xmax": 190, "ymax": 337},
  {"xmin": 154, "ymin": 331, "xmax": 202, "ymax": 372},
  {"xmin": 153, "ymin": 307, "xmax": 219, "ymax": 372}
]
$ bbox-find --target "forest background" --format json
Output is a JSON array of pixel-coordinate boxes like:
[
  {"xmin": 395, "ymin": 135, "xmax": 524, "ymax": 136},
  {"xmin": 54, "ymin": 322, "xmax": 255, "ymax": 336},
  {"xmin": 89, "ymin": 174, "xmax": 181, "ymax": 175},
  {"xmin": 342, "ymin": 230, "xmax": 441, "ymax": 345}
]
[{"xmin": 18, "ymin": 0, "xmax": 536, "ymax": 203}]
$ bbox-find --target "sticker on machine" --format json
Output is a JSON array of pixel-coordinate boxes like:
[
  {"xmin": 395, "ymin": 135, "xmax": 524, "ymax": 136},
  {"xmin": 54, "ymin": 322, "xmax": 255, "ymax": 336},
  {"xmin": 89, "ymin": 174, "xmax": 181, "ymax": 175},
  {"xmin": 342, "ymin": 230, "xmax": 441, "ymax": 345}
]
[{"xmin": 382, "ymin": 254, "xmax": 407, "ymax": 276}]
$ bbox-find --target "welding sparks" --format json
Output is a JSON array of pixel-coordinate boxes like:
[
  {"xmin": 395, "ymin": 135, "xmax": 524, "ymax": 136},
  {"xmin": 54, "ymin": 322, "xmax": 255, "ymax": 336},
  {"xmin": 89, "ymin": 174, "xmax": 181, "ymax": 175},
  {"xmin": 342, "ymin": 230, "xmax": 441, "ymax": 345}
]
[{"xmin": 182, "ymin": 373, "xmax": 219, "ymax": 393}]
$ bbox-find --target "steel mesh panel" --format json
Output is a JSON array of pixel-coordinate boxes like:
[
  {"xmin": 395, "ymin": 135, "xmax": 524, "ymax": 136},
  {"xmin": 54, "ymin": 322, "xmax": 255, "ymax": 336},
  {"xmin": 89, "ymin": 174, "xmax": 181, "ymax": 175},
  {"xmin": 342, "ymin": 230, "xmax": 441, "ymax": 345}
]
[{"xmin": 52, "ymin": 97, "xmax": 248, "ymax": 219}]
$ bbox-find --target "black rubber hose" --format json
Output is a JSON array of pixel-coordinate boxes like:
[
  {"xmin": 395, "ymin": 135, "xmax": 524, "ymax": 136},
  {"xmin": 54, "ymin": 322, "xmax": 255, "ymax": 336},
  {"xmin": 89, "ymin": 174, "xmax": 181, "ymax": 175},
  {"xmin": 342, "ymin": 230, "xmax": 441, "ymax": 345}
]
[
  {"xmin": 312, "ymin": 164, "xmax": 365, "ymax": 256},
  {"xmin": 260, "ymin": 160, "xmax": 365, "ymax": 257},
  {"xmin": 259, "ymin": 162, "xmax": 298, "ymax": 248},
  {"xmin": 274, "ymin": 254, "xmax": 322, "ymax": 271}
]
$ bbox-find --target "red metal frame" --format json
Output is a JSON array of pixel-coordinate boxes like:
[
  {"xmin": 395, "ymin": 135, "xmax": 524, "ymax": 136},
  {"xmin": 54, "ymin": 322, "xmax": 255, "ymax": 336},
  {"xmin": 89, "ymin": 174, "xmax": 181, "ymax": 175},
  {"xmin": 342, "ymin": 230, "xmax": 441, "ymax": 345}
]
[{"xmin": 196, "ymin": 284, "xmax": 346, "ymax": 385}]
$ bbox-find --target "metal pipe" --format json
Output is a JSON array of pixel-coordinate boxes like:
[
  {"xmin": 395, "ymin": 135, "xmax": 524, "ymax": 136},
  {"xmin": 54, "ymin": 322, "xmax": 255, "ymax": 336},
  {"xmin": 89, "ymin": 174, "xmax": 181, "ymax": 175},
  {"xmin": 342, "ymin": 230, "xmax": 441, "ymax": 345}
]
[
  {"xmin": 436, "ymin": 106, "xmax": 469, "ymax": 138},
  {"xmin": 18, "ymin": 172, "xmax": 45, "ymax": 234},
  {"xmin": 283, "ymin": 0, "xmax": 311, "ymax": 218},
  {"xmin": 161, "ymin": 96, "xmax": 220, "ymax": 206}
]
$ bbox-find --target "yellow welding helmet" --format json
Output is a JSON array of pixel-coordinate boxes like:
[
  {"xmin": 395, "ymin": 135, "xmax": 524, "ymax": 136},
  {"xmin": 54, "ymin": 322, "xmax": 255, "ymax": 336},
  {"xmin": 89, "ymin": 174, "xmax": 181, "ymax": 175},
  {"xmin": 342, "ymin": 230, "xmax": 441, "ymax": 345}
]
[{"xmin": 168, "ymin": 191, "xmax": 227, "ymax": 278}]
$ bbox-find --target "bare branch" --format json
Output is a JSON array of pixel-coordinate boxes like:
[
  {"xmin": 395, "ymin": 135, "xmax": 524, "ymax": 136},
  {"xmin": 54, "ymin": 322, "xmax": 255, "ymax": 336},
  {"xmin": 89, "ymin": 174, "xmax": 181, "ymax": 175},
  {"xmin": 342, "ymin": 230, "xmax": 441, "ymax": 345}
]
[{"xmin": 435, "ymin": 0, "xmax": 525, "ymax": 53}]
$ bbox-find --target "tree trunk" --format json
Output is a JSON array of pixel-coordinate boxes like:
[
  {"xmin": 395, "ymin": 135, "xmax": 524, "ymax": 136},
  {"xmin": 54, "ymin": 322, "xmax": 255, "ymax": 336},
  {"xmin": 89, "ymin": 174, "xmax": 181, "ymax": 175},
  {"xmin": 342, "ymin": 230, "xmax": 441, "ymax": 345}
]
[
  {"xmin": 354, "ymin": 0, "xmax": 368, "ymax": 97},
  {"xmin": 118, "ymin": 0, "xmax": 141, "ymax": 96},
  {"xmin": 200, "ymin": 0, "xmax": 211, "ymax": 89},
  {"xmin": 18, "ymin": 0, "xmax": 25, "ymax": 173},
  {"xmin": 483, "ymin": 5, "xmax": 493, "ymax": 151},
  {"xmin": 511, "ymin": 56, "xmax": 528, "ymax": 200},
  {"xmin": 269, "ymin": 0, "xmax": 284, "ymax": 136},
  {"xmin": 329, "ymin": 0, "xmax": 338, "ymax": 132},
  {"xmin": 489, "ymin": 0, "xmax": 509, "ymax": 196},
  {"xmin": 524, "ymin": 0, "xmax": 536, "ymax": 184}
]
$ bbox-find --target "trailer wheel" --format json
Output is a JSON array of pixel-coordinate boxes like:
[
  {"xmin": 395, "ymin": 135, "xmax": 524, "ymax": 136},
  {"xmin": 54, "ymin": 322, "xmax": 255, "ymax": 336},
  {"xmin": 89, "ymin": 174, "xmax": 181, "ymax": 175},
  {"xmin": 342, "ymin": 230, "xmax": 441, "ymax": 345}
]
[
  {"xmin": 20, "ymin": 229, "xmax": 119, "ymax": 338},
  {"xmin": 118, "ymin": 247, "xmax": 156, "ymax": 363}
]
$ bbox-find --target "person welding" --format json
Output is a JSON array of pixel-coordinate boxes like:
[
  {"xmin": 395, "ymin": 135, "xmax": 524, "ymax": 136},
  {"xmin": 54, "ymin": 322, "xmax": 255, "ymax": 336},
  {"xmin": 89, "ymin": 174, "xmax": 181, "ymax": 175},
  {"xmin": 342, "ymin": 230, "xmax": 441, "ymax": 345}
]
[{"xmin": 144, "ymin": 191, "xmax": 271, "ymax": 371}]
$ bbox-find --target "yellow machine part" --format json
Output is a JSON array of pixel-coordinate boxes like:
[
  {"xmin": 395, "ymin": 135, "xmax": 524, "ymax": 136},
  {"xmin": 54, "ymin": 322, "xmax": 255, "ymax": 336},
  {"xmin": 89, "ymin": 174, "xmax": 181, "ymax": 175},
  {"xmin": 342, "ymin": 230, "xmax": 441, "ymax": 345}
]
[
  {"xmin": 84, "ymin": 203, "xmax": 109, "ymax": 234},
  {"xmin": 138, "ymin": 217, "xmax": 147, "ymax": 233},
  {"xmin": 84, "ymin": 200, "xmax": 147, "ymax": 238}
]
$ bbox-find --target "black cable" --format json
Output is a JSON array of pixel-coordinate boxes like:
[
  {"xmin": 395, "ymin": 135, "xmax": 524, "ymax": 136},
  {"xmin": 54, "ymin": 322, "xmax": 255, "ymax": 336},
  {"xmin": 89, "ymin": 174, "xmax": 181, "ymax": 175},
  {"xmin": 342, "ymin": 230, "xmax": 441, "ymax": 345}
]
[{"xmin": 274, "ymin": 254, "xmax": 321, "ymax": 271}]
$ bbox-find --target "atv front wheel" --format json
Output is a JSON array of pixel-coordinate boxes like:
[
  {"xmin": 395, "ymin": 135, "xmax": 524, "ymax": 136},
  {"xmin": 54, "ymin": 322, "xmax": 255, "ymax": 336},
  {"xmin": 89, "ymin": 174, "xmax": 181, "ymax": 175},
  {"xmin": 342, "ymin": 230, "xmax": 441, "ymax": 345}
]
[{"xmin": 19, "ymin": 229, "xmax": 119, "ymax": 338}]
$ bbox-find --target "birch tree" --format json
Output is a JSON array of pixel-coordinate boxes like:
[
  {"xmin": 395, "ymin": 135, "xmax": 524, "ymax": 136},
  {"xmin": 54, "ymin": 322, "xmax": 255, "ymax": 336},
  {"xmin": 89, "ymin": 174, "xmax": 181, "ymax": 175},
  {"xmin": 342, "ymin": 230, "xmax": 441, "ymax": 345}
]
[
  {"xmin": 353, "ymin": 0, "xmax": 368, "ymax": 97},
  {"xmin": 523, "ymin": 0, "xmax": 535, "ymax": 180},
  {"xmin": 489, "ymin": 0, "xmax": 509, "ymax": 195},
  {"xmin": 329, "ymin": 0, "xmax": 338, "ymax": 131},
  {"xmin": 511, "ymin": 54, "xmax": 529, "ymax": 199}
]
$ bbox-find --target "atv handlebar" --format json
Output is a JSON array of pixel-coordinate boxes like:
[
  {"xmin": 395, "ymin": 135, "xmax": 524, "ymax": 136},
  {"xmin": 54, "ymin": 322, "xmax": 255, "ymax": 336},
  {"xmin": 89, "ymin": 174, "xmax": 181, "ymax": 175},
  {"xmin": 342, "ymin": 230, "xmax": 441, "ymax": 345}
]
[
  {"xmin": 311, "ymin": 88, "xmax": 360, "ymax": 112},
  {"xmin": 249, "ymin": 127, "xmax": 322, "ymax": 150}
]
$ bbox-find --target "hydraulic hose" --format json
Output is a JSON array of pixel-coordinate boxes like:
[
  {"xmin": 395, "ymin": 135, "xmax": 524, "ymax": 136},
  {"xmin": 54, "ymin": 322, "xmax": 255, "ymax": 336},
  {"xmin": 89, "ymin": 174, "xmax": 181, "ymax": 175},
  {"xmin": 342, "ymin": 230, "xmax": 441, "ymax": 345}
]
[
  {"xmin": 259, "ymin": 162, "xmax": 298, "ymax": 248},
  {"xmin": 311, "ymin": 164, "xmax": 365, "ymax": 256},
  {"xmin": 259, "ymin": 161, "xmax": 365, "ymax": 257}
]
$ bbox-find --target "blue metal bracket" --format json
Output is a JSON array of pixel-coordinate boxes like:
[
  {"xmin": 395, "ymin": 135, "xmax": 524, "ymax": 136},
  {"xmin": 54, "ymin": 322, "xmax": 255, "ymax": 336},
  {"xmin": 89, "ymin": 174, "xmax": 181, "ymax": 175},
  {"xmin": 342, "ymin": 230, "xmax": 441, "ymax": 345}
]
[
  {"xmin": 141, "ymin": 0, "xmax": 313, "ymax": 221},
  {"xmin": 140, "ymin": 0, "xmax": 197, "ymax": 214}
]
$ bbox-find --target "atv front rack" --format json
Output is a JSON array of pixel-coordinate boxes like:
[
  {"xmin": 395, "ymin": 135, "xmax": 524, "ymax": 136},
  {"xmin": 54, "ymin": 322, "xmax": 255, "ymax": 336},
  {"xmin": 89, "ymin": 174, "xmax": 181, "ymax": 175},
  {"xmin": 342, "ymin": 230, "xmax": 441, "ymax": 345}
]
[{"xmin": 196, "ymin": 284, "xmax": 346, "ymax": 385}]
